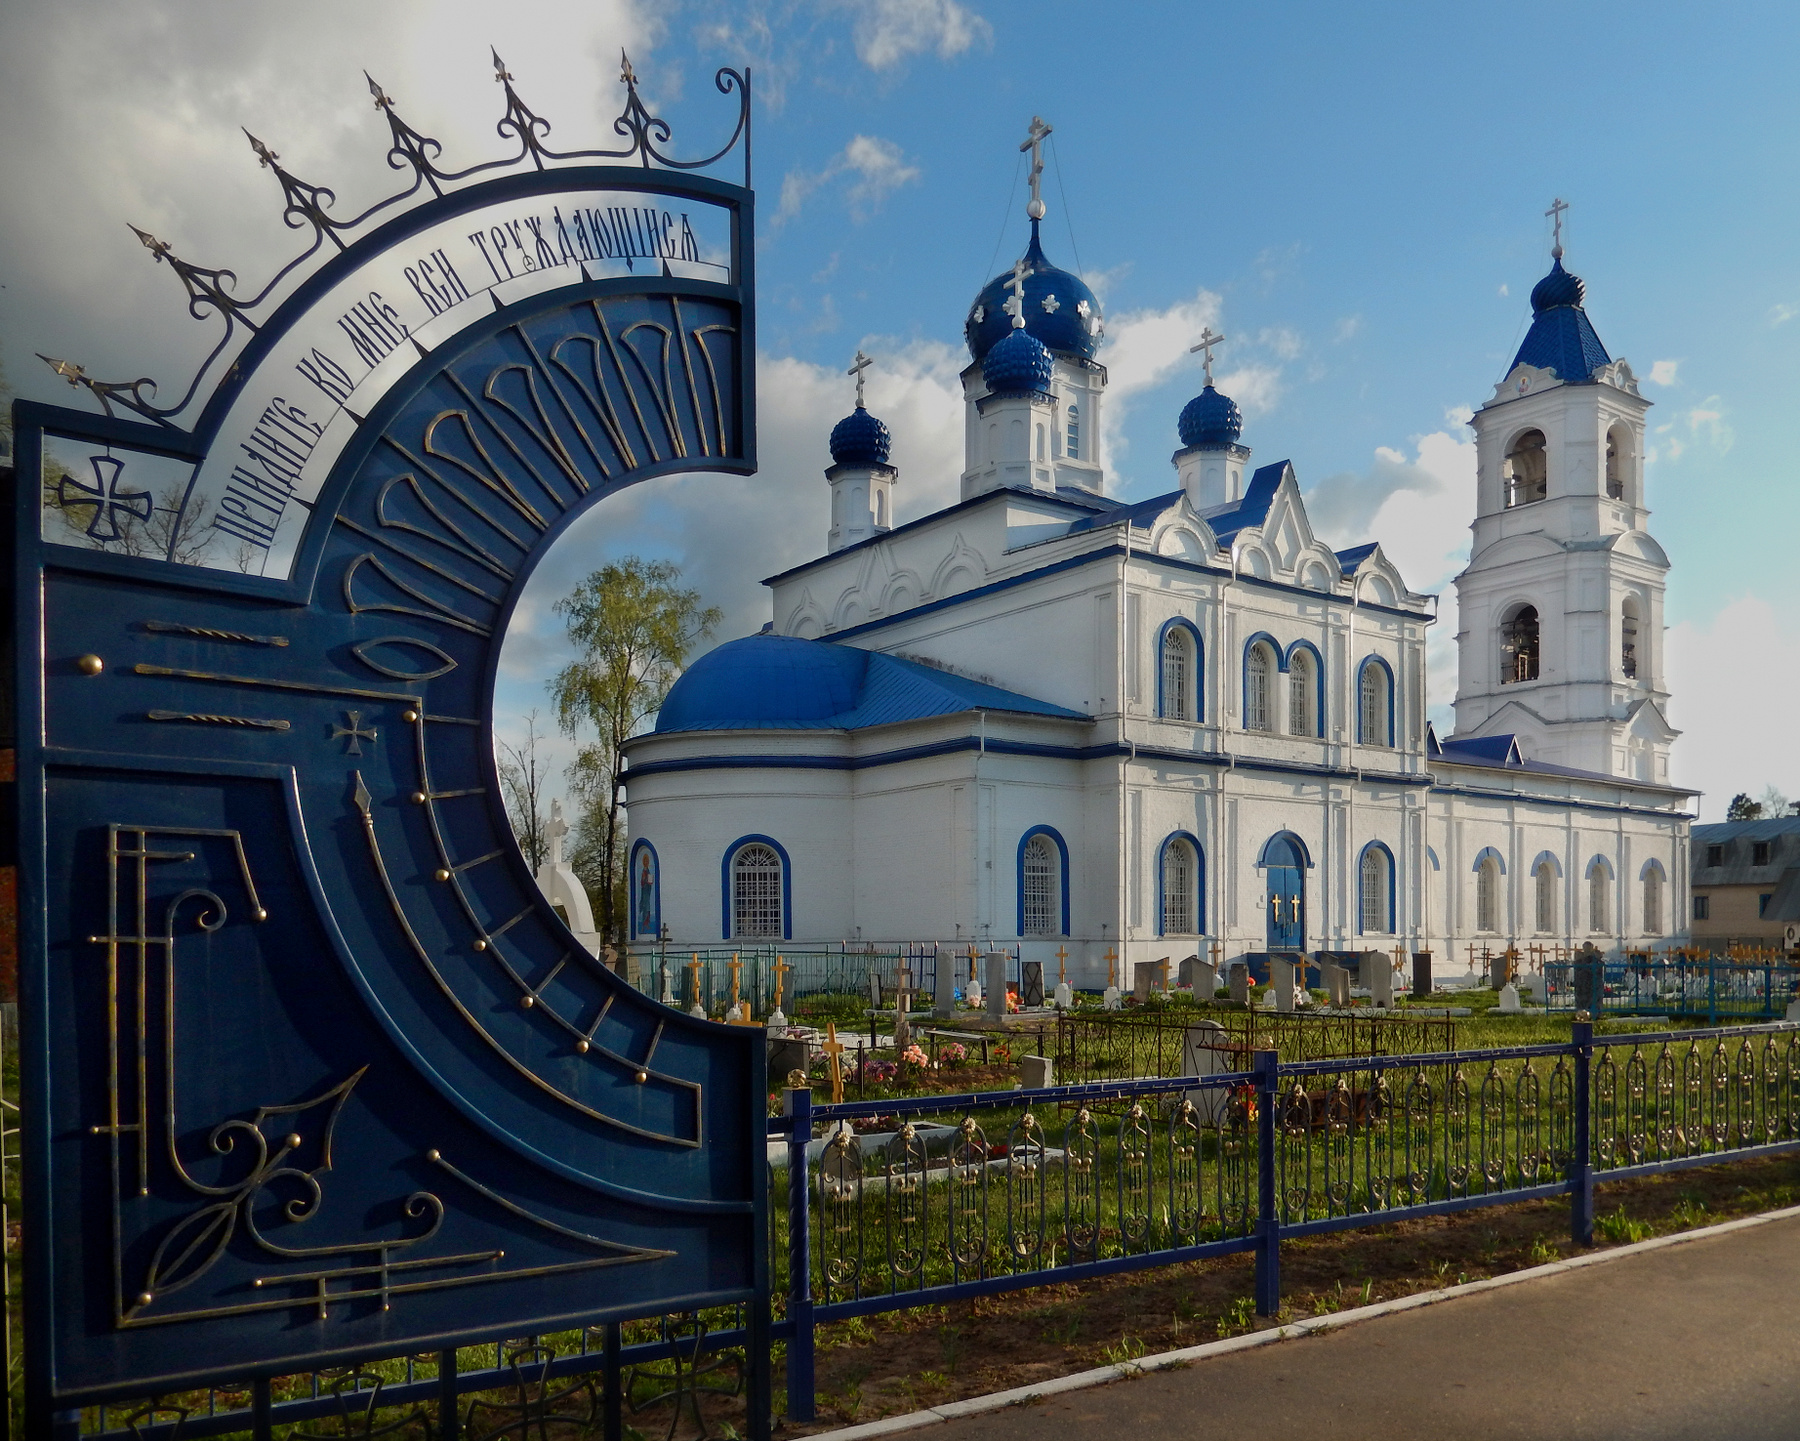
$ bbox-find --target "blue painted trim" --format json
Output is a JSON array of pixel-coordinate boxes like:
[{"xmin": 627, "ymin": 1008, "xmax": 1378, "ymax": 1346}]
[
  {"xmin": 1242, "ymin": 632, "xmax": 1283, "ymax": 732},
  {"xmin": 1587, "ymin": 854, "xmax": 1616, "ymax": 880},
  {"xmin": 1356, "ymin": 654, "xmax": 1396, "ymax": 747},
  {"xmin": 1016, "ymin": 825, "xmax": 1071, "ymax": 937},
  {"xmin": 1529, "ymin": 849, "xmax": 1564, "ymax": 878},
  {"xmin": 721, "ymin": 834, "xmax": 793, "ymax": 941},
  {"xmin": 1357, "ymin": 840, "xmax": 1396, "ymax": 934},
  {"xmin": 1472, "ymin": 845, "xmax": 1507, "ymax": 875},
  {"xmin": 1282, "ymin": 638, "xmax": 1326, "ymax": 737},
  {"xmin": 1427, "ymin": 781, "xmax": 1694, "ymax": 822},
  {"xmin": 1154, "ymin": 831, "xmax": 1207, "ymax": 937},
  {"xmin": 1639, "ymin": 857, "xmax": 1667, "ymax": 880},
  {"xmin": 1426, "ymin": 845, "xmax": 1441, "ymax": 871},
  {"xmin": 1154, "ymin": 617, "xmax": 1205, "ymax": 722},
  {"xmin": 1256, "ymin": 830, "xmax": 1314, "ymax": 870},
  {"xmin": 629, "ymin": 839, "xmax": 661, "ymax": 940}
]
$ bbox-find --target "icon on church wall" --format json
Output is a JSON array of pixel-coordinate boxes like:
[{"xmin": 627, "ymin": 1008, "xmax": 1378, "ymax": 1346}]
[{"xmin": 633, "ymin": 843, "xmax": 660, "ymax": 939}]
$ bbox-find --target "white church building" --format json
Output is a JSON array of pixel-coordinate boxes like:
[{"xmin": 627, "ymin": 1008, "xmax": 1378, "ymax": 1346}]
[{"xmin": 620, "ymin": 146, "xmax": 1692, "ymax": 987}]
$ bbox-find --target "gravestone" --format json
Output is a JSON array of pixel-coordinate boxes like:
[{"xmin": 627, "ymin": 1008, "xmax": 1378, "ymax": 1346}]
[
  {"xmin": 1133, "ymin": 961, "xmax": 1156, "ymax": 1003},
  {"xmin": 1230, "ymin": 963, "xmax": 1252, "ymax": 1005},
  {"xmin": 768, "ymin": 1035, "xmax": 809, "ymax": 1085},
  {"xmin": 1180, "ymin": 956, "xmax": 1218, "ymax": 998},
  {"xmin": 1181, "ymin": 1019, "xmax": 1232, "ymax": 1123},
  {"xmin": 1574, "ymin": 942, "xmax": 1604, "ymax": 1014},
  {"xmin": 1520, "ymin": 970, "xmax": 1547, "ymax": 1004},
  {"xmin": 1020, "ymin": 960, "xmax": 1045, "ymax": 1008},
  {"xmin": 1021, "ymin": 1055, "xmax": 1054, "ymax": 1089},
  {"xmin": 934, "ymin": 946, "xmax": 958, "ymax": 1019},
  {"xmin": 985, "ymin": 952, "xmax": 1010, "ymax": 1021},
  {"xmin": 1488, "ymin": 951, "xmax": 1511, "ymax": 990},
  {"xmin": 868, "ymin": 970, "xmax": 883, "ymax": 1011},
  {"xmin": 1497, "ymin": 982, "xmax": 1523, "ymax": 1014},
  {"xmin": 1320, "ymin": 961, "xmax": 1351, "ymax": 1008},
  {"xmin": 1367, "ymin": 951, "xmax": 1394, "ymax": 1008},
  {"xmin": 1412, "ymin": 951, "xmax": 1433, "ymax": 998},
  {"xmin": 1271, "ymin": 955, "xmax": 1299, "ymax": 1013}
]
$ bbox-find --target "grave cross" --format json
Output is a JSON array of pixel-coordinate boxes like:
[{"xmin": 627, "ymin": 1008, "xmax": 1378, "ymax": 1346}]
[
  {"xmin": 1055, "ymin": 944, "xmax": 1068, "ymax": 984},
  {"xmin": 331, "ymin": 710, "xmax": 378, "ymax": 756},
  {"xmin": 1189, "ymin": 326, "xmax": 1226, "ymax": 387},
  {"xmin": 822, "ymin": 1021, "xmax": 846, "ymax": 1104},
  {"xmin": 1104, "ymin": 947, "xmax": 1118, "ymax": 988},
  {"xmin": 726, "ymin": 952, "xmax": 745, "ymax": 1021},
  {"xmin": 772, "ymin": 955, "xmax": 792, "ymax": 1011},
  {"xmin": 1545, "ymin": 196, "xmax": 1569, "ymax": 258},
  {"xmin": 685, "ymin": 954, "xmax": 704, "ymax": 1012},
  {"xmin": 847, "ymin": 349, "xmax": 872, "ymax": 408},
  {"xmin": 1020, "ymin": 115, "xmax": 1053, "ymax": 221}
]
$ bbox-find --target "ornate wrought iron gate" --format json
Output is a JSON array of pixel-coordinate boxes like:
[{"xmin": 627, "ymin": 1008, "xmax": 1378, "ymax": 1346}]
[{"xmin": 9, "ymin": 56, "xmax": 766, "ymax": 1435}]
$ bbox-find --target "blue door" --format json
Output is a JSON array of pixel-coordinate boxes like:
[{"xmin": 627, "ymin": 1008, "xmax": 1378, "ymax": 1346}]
[{"xmin": 1263, "ymin": 836, "xmax": 1307, "ymax": 951}]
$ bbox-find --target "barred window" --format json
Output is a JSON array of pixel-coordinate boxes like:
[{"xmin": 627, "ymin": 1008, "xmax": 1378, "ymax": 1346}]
[
  {"xmin": 1359, "ymin": 662, "xmax": 1391, "ymax": 746},
  {"xmin": 1643, "ymin": 869, "xmax": 1663, "ymax": 935},
  {"xmin": 1289, "ymin": 650, "xmax": 1316, "ymax": 736},
  {"xmin": 1162, "ymin": 839, "xmax": 1197, "ymax": 935},
  {"xmin": 1477, "ymin": 858, "xmax": 1500, "ymax": 933},
  {"xmin": 1066, "ymin": 403, "xmax": 1080, "ymax": 460},
  {"xmin": 1245, "ymin": 644, "xmax": 1273, "ymax": 732},
  {"xmin": 1359, "ymin": 847, "xmax": 1390, "ymax": 933},
  {"xmin": 1022, "ymin": 835, "xmax": 1059, "ymax": 936},
  {"xmin": 1161, "ymin": 627, "xmax": 1193, "ymax": 720},
  {"xmin": 731, "ymin": 844, "xmax": 783, "ymax": 939},
  {"xmin": 1535, "ymin": 862, "xmax": 1557, "ymax": 933},
  {"xmin": 1588, "ymin": 863, "xmax": 1609, "ymax": 933}
]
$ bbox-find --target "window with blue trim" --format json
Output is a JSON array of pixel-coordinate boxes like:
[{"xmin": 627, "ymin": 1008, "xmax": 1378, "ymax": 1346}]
[
  {"xmin": 1643, "ymin": 866, "xmax": 1663, "ymax": 934},
  {"xmin": 1161, "ymin": 625, "xmax": 1196, "ymax": 721},
  {"xmin": 1535, "ymin": 861, "xmax": 1557, "ymax": 934},
  {"xmin": 1477, "ymin": 855, "xmax": 1501, "ymax": 932},
  {"xmin": 1022, "ymin": 835, "xmax": 1060, "ymax": 936},
  {"xmin": 1066, "ymin": 403, "xmax": 1080, "ymax": 460},
  {"xmin": 1161, "ymin": 838, "xmax": 1199, "ymax": 935},
  {"xmin": 1358, "ymin": 660, "xmax": 1392, "ymax": 747},
  {"xmin": 1588, "ymin": 862, "xmax": 1609, "ymax": 933},
  {"xmin": 1358, "ymin": 845, "xmax": 1391, "ymax": 933},
  {"xmin": 1245, "ymin": 642, "xmax": 1275, "ymax": 732},
  {"xmin": 731, "ymin": 843, "xmax": 784, "ymax": 938},
  {"xmin": 1289, "ymin": 648, "xmax": 1317, "ymax": 736}
]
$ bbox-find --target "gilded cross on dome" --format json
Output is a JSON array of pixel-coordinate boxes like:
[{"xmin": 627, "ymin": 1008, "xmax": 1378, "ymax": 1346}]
[
  {"xmin": 1189, "ymin": 326, "xmax": 1226, "ymax": 386},
  {"xmin": 1020, "ymin": 115, "xmax": 1052, "ymax": 221},
  {"xmin": 1545, "ymin": 196, "xmax": 1569, "ymax": 258}
]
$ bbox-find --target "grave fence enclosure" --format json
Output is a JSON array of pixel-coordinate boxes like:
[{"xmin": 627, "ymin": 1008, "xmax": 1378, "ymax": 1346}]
[
  {"xmin": 1543, "ymin": 953, "xmax": 1800, "ymax": 1023},
  {"xmin": 625, "ymin": 943, "xmax": 985, "ymax": 1015},
  {"xmin": 770, "ymin": 1018, "xmax": 1800, "ymax": 1422}
]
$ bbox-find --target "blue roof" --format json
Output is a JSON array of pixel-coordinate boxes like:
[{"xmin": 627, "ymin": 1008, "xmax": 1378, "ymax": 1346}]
[
  {"xmin": 655, "ymin": 634, "xmax": 1088, "ymax": 733},
  {"xmin": 982, "ymin": 325, "xmax": 1055, "ymax": 396},
  {"xmin": 1204, "ymin": 461, "xmax": 1288, "ymax": 544},
  {"xmin": 1067, "ymin": 488, "xmax": 1183, "ymax": 536},
  {"xmin": 829, "ymin": 405, "xmax": 891, "ymax": 466},
  {"xmin": 1433, "ymin": 729, "xmax": 1686, "ymax": 788},
  {"xmin": 966, "ymin": 221, "xmax": 1103, "ymax": 364},
  {"xmin": 1334, "ymin": 542, "xmax": 1380, "ymax": 576},
  {"xmin": 1177, "ymin": 385, "xmax": 1243, "ymax": 449},
  {"xmin": 1510, "ymin": 256, "xmax": 1611, "ymax": 381}
]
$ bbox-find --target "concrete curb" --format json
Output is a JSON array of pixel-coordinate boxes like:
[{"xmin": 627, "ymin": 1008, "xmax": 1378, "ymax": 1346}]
[{"xmin": 796, "ymin": 1201, "xmax": 1800, "ymax": 1440}]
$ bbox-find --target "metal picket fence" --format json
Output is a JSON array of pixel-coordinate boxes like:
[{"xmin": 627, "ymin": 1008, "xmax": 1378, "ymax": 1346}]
[
  {"xmin": 1545, "ymin": 953, "xmax": 1800, "ymax": 1022},
  {"xmin": 770, "ymin": 1017, "xmax": 1800, "ymax": 1422}
]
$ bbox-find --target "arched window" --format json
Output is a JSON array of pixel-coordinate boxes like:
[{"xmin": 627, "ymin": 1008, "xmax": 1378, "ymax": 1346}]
[
  {"xmin": 1358, "ymin": 660, "xmax": 1392, "ymax": 747},
  {"xmin": 731, "ymin": 843, "xmax": 784, "ymax": 939},
  {"xmin": 1476, "ymin": 856, "xmax": 1501, "ymax": 933},
  {"xmin": 1160, "ymin": 625, "xmax": 1195, "ymax": 721},
  {"xmin": 1606, "ymin": 424, "xmax": 1628, "ymax": 500},
  {"xmin": 1359, "ymin": 845, "xmax": 1392, "ymax": 934},
  {"xmin": 1588, "ymin": 861, "xmax": 1610, "ymax": 934},
  {"xmin": 1502, "ymin": 604, "xmax": 1540, "ymax": 684},
  {"xmin": 1019, "ymin": 830, "xmax": 1066, "ymax": 937},
  {"xmin": 1535, "ymin": 862, "xmax": 1557, "ymax": 934},
  {"xmin": 1036, "ymin": 423, "xmax": 1046, "ymax": 461},
  {"xmin": 875, "ymin": 488, "xmax": 888, "ymax": 527},
  {"xmin": 1066, "ymin": 403, "xmax": 1081, "ymax": 460},
  {"xmin": 1504, "ymin": 429, "xmax": 1548, "ymax": 507},
  {"xmin": 1620, "ymin": 597, "xmax": 1640, "ymax": 681},
  {"xmin": 1288, "ymin": 648, "xmax": 1317, "ymax": 737},
  {"xmin": 1245, "ymin": 642, "xmax": 1274, "ymax": 732},
  {"xmin": 1160, "ymin": 837, "xmax": 1199, "ymax": 936},
  {"xmin": 1642, "ymin": 862, "xmax": 1664, "ymax": 936}
]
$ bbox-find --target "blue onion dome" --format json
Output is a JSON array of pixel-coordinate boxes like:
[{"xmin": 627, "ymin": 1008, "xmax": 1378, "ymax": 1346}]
[
  {"xmin": 1177, "ymin": 384, "xmax": 1243, "ymax": 449},
  {"xmin": 1530, "ymin": 254, "xmax": 1586, "ymax": 311},
  {"xmin": 829, "ymin": 404, "xmax": 891, "ymax": 466},
  {"xmin": 965, "ymin": 221, "xmax": 1104, "ymax": 364},
  {"xmin": 982, "ymin": 325, "xmax": 1056, "ymax": 395}
]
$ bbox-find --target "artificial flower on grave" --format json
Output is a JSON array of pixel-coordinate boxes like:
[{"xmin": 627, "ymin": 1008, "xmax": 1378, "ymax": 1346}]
[
  {"xmin": 939, "ymin": 1042, "xmax": 968, "ymax": 1068},
  {"xmin": 901, "ymin": 1044, "xmax": 930, "ymax": 1069}
]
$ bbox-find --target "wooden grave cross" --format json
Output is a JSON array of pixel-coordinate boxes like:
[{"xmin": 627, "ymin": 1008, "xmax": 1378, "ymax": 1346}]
[
  {"xmin": 686, "ymin": 954, "xmax": 704, "ymax": 1011},
  {"xmin": 822, "ymin": 1022, "xmax": 846, "ymax": 1104}
]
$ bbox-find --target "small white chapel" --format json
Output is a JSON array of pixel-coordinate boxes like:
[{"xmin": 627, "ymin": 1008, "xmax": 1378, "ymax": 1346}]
[{"xmin": 619, "ymin": 127, "xmax": 1693, "ymax": 987}]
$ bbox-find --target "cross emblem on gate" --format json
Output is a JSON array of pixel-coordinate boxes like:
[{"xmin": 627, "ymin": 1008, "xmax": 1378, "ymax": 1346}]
[
  {"xmin": 56, "ymin": 455, "xmax": 153, "ymax": 542},
  {"xmin": 331, "ymin": 710, "xmax": 378, "ymax": 755}
]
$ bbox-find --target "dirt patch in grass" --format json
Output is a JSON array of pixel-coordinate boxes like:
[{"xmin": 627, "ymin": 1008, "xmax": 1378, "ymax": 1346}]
[{"xmin": 778, "ymin": 1151, "xmax": 1800, "ymax": 1433}]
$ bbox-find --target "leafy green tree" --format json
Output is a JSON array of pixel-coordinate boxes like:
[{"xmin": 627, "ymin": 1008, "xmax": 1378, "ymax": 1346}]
[
  {"xmin": 549, "ymin": 558, "xmax": 720, "ymax": 945},
  {"xmin": 1727, "ymin": 793, "xmax": 1763, "ymax": 821}
]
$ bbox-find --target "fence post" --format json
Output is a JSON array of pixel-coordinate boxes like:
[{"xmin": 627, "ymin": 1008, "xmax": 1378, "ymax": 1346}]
[
  {"xmin": 1253, "ymin": 1047, "xmax": 1280, "ymax": 1316},
  {"xmin": 438, "ymin": 1346, "xmax": 460, "ymax": 1441},
  {"xmin": 783, "ymin": 1082, "xmax": 816, "ymax": 1423},
  {"xmin": 1571, "ymin": 1014, "xmax": 1594, "ymax": 1246}
]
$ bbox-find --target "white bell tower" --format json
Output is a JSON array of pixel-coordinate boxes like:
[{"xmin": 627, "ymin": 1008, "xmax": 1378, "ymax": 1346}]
[{"xmin": 1451, "ymin": 207, "xmax": 1677, "ymax": 783}]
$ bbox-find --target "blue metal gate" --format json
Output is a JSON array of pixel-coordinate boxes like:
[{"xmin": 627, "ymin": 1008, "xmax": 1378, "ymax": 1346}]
[{"xmin": 10, "ymin": 56, "xmax": 768, "ymax": 1436}]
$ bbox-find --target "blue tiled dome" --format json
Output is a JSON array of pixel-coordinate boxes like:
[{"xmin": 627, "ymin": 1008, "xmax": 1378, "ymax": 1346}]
[
  {"xmin": 1530, "ymin": 255, "xmax": 1585, "ymax": 312},
  {"xmin": 966, "ymin": 221, "xmax": 1103, "ymax": 364},
  {"xmin": 982, "ymin": 325, "xmax": 1055, "ymax": 396},
  {"xmin": 1177, "ymin": 385, "xmax": 1243, "ymax": 448},
  {"xmin": 829, "ymin": 405, "xmax": 891, "ymax": 466}
]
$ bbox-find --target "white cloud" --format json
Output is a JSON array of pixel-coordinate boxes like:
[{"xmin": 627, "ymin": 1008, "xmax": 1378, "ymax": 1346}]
[
  {"xmin": 1685, "ymin": 397, "xmax": 1734, "ymax": 453},
  {"xmin": 1668, "ymin": 596, "xmax": 1800, "ymax": 819},
  {"xmin": 1087, "ymin": 286, "xmax": 1224, "ymax": 476},
  {"xmin": 1258, "ymin": 326, "xmax": 1304, "ymax": 361},
  {"xmin": 1333, "ymin": 315, "xmax": 1362, "ymax": 343},
  {"xmin": 850, "ymin": 0, "xmax": 993, "ymax": 70},
  {"xmin": 1647, "ymin": 359, "xmax": 1680, "ymax": 387},
  {"xmin": 1497, "ymin": 284, "xmax": 1509, "ymax": 298},
  {"xmin": 777, "ymin": 133, "xmax": 921, "ymax": 225},
  {"xmin": 1772, "ymin": 303, "xmax": 1797, "ymax": 327}
]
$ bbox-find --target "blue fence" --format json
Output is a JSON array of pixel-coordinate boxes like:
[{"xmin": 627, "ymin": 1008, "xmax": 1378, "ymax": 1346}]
[
  {"xmin": 626, "ymin": 944, "xmax": 1024, "ymax": 1016},
  {"xmin": 771, "ymin": 1018, "xmax": 1800, "ymax": 1422},
  {"xmin": 1544, "ymin": 954, "xmax": 1800, "ymax": 1022}
]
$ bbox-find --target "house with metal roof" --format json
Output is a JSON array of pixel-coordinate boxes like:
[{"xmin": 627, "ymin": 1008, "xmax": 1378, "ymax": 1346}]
[{"xmin": 1690, "ymin": 818, "xmax": 1800, "ymax": 950}]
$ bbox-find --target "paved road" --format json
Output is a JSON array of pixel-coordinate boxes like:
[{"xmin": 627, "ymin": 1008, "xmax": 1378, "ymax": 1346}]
[{"xmin": 935, "ymin": 1214, "xmax": 1800, "ymax": 1441}]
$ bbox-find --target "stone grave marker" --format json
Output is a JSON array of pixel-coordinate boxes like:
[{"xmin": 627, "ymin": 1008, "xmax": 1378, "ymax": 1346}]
[
  {"xmin": 1520, "ymin": 970, "xmax": 1547, "ymax": 1004},
  {"xmin": 1181, "ymin": 1019, "xmax": 1231, "ymax": 1123},
  {"xmin": 1411, "ymin": 951, "xmax": 1433, "ymax": 998},
  {"xmin": 1496, "ymin": 982, "xmax": 1523, "ymax": 1014},
  {"xmin": 1367, "ymin": 950, "xmax": 1394, "ymax": 1008},
  {"xmin": 1320, "ymin": 961, "xmax": 1351, "ymax": 1008},
  {"xmin": 1573, "ymin": 941, "xmax": 1604, "ymax": 1014},
  {"xmin": 1489, "ymin": 950, "xmax": 1512, "ymax": 990},
  {"xmin": 1271, "ymin": 955, "xmax": 1299, "ymax": 1012},
  {"xmin": 1133, "ymin": 961, "xmax": 1156, "ymax": 1003},
  {"xmin": 1020, "ymin": 960, "xmax": 1045, "ymax": 1008},
  {"xmin": 768, "ymin": 1034, "xmax": 809, "ymax": 1085},
  {"xmin": 985, "ymin": 952, "xmax": 1009, "ymax": 1021},
  {"xmin": 934, "ymin": 946, "xmax": 957, "ymax": 1018},
  {"xmin": 1180, "ymin": 955, "xmax": 1218, "ymax": 998},
  {"xmin": 1229, "ymin": 962, "xmax": 1251, "ymax": 1005},
  {"xmin": 868, "ymin": 969, "xmax": 883, "ymax": 1012},
  {"xmin": 1021, "ymin": 1054, "xmax": 1054, "ymax": 1089}
]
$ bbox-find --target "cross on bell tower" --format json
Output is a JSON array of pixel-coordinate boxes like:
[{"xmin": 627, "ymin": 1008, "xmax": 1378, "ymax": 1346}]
[
  {"xmin": 1189, "ymin": 327, "xmax": 1226, "ymax": 387},
  {"xmin": 1003, "ymin": 257, "xmax": 1030, "ymax": 328},
  {"xmin": 1020, "ymin": 116, "xmax": 1052, "ymax": 221},
  {"xmin": 1545, "ymin": 197, "xmax": 1569, "ymax": 259},
  {"xmin": 847, "ymin": 349, "xmax": 872, "ymax": 407}
]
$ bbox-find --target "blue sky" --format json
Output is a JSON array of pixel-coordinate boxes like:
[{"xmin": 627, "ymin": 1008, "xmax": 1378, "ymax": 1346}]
[{"xmin": 2, "ymin": 0, "xmax": 1794, "ymax": 817}]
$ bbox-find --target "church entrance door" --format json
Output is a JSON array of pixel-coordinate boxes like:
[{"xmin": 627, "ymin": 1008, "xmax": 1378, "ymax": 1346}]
[{"xmin": 1263, "ymin": 836, "xmax": 1306, "ymax": 951}]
